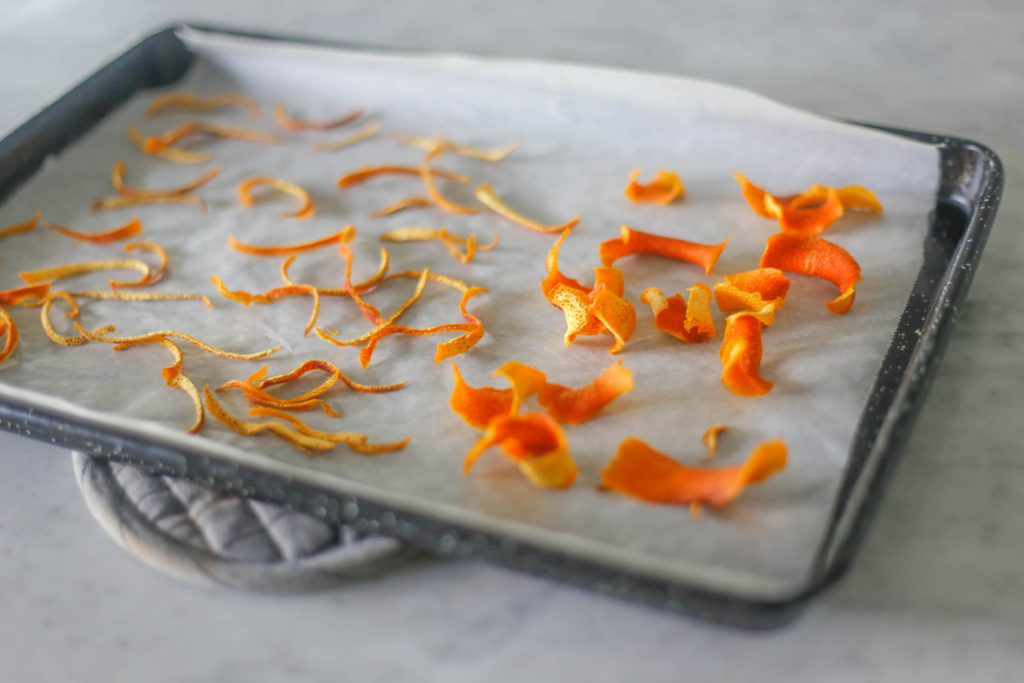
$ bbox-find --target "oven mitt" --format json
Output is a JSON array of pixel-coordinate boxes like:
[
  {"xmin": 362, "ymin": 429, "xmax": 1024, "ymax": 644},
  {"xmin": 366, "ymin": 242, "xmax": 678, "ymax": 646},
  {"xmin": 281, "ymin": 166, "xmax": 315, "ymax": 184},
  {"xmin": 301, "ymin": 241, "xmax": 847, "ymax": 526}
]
[{"xmin": 73, "ymin": 452, "xmax": 422, "ymax": 591}]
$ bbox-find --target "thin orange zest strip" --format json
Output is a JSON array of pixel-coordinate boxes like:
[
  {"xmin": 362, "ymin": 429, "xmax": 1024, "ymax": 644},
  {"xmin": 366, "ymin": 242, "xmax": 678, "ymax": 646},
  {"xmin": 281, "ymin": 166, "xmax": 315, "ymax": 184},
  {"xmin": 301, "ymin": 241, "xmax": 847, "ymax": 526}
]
[
  {"xmin": 600, "ymin": 225, "xmax": 729, "ymax": 275},
  {"xmin": 40, "ymin": 292, "xmax": 116, "ymax": 347},
  {"xmin": 449, "ymin": 363, "xmax": 514, "ymax": 429},
  {"xmin": 640, "ymin": 284, "xmax": 715, "ymax": 343},
  {"xmin": 474, "ymin": 183, "xmax": 579, "ymax": 233},
  {"xmin": 112, "ymin": 159, "xmax": 220, "ymax": 198},
  {"xmin": 421, "ymin": 148, "xmax": 478, "ymax": 215},
  {"xmin": 734, "ymin": 173, "xmax": 881, "ymax": 234},
  {"xmin": 0, "ymin": 210, "xmax": 41, "ymax": 241},
  {"xmin": 272, "ymin": 104, "xmax": 363, "ymax": 132},
  {"xmin": 624, "ymin": 169, "xmax": 685, "ymax": 205},
  {"xmin": 713, "ymin": 267, "xmax": 790, "ymax": 325},
  {"xmin": 601, "ymin": 437, "xmax": 787, "ymax": 507},
  {"xmin": 41, "ymin": 217, "xmax": 143, "ymax": 244},
  {"xmin": 79, "ymin": 326, "xmax": 281, "ymax": 361},
  {"xmin": 211, "ymin": 276, "xmax": 321, "ymax": 335},
  {"xmin": 146, "ymin": 91, "xmax": 260, "ymax": 118},
  {"xmin": 492, "ymin": 361, "xmax": 548, "ymax": 415},
  {"xmin": 759, "ymin": 232, "xmax": 861, "ymax": 314},
  {"xmin": 338, "ymin": 165, "xmax": 469, "ymax": 188},
  {"xmin": 126, "ymin": 125, "xmax": 210, "ymax": 164},
  {"xmin": 238, "ymin": 176, "xmax": 315, "ymax": 219},
  {"xmin": 257, "ymin": 359, "xmax": 407, "ymax": 394},
  {"xmin": 92, "ymin": 194, "xmax": 206, "ymax": 212},
  {"xmin": 228, "ymin": 227, "xmax": 353, "ymax": 257},
  {"xmin": 392, "ymin": 133, "xmax": 517, "ymax": 162},
  {"xmin": 315, "ymin": 269, "xmax": 430, "ymax": 347},
  {"xmin": 204, "ymin": 385, "xmax": 337, "ymax": 455},
  {"xmin": 70, "ymin": 290, "xmax": 212, "ymax": 308},
  {"xmin": 311, "ymin": 121, "xmax": 381, "ymax": 151},
  {"xmin": 0, "ymin": 283, "xmax": 51, "ymax": 306},
  {"xmin": 0, "ymin": 308, "xmax": 18, "ymax": 364},
  {"xmin": 247, "ymin": 405, "xmax": 410, "ymax": 455},
  {"xmin": 369, "ymin": 196, "xmax": 431, "ymax": 218},
  {"xmin": 720, "ymin": 313, "xmax": 772, "ymax": 396},
  {"xmin": 113, "ymin": 336, "xmax": 204, "ymax": 433},
  {"xmin": 537, "ymin": 359, "xmax": 633, "ymax": 425},
  {"xmin": 463, "ymin": 412, "xmax": 577, "ymax": 489},
  {"xmin": 216, "ymin": 379, "xmax": 329, "ymax": 412},
  {"xmin": 379, "ymin": 227, "xmax": 497, "ymax": 264},
  {"xmin": 142, "ymin": 122, "xmax": 279, "ymax": 154},
  {"xmin": 701, "ymin": 425, "xmax": 730, "ymax": 462},
  {"xmin": 19, "ymin": 242, "xmax": 165, "ymax": 288}
]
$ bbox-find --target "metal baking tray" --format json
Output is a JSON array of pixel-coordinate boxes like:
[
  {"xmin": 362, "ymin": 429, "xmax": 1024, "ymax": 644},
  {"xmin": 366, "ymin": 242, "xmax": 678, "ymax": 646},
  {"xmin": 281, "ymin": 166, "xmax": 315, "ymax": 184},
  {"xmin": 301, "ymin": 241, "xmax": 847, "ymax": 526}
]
[{"xmin": 0, "ymin": 24, "xmax": 1003, "ymax": 628}]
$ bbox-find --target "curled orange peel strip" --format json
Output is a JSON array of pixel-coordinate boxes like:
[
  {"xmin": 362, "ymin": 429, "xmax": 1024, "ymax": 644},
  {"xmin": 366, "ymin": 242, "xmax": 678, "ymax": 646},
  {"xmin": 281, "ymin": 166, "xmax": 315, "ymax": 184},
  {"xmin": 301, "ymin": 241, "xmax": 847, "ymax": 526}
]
[
  {"xmin": 238, "ymin": 176, "xmax": 315, "ymax": 219},
  {"xmin": 720, "ymin": 313, "xmax": 772, "ymax": 396},
  {"xmin": 146, "ymin": 91, "xmax": 260, "ymax": 118},
  {"xmin": 40, "ymin": 292, "xmax": 115, "ymax": 346},
  {"xmin": 211, "ymin": 276, "xmax": 321, "ymax": 335},
  {"xmin": 474, "ymin": 183, "xmax": 579, "ymax": 233},
  {"xmin": 640, "ymin": 284, "xmax": 716, "ymax": 343},
  {"xmin": 311, "ymin": 121, "xmax": 381, "ymax": 152},
  {"xmin": 462, "ymin": 412, "xmax": 577, "ymax": 489},
  {"xmin": 0, "ymin": 210, "xmax": 41, "ymax": 243},
  {"xmin": 41, "ymin": 217, "xmax": 143, "ymax": 244},
  {"xmin": 537, "ymin": 359, "xmax": 634, "ymax": 425},
  {"xmin": 759, "ymin": 232, "xmax": 860, "ymax": 314},
  {"xmin": 492, "ymin": 361, "xmax": 548, "ymax": 416},
  {"xmin": 216, "ymin": 379, "xmax": 330, "ymax": 412},
  {"xmin": 713, "ymin": 267, "xmax": 790, "ymax": 325},
  {"xmin": 369, "ymin": 196, "xmax": 431, "ymax": 218},
  {"xmin": 247, "ymin": 405, "xmax": 410, "ymax": 455},
  {"xmin": 271, "ymin": 104, "xmax": 363, "ymax": 132},
  {"xmin": 421, "ymin": 148, "xmax": 479, "ymax": 215},
  {"xmin": 380, "ymin": 227, "xmax": 498, "ymax": 264},
  {"xmin": 337, "ymin": 240, "xmax": 384, "ymax": 324},
  {"xmin": 0, "ymin": 307, "xmax": 17, "ymax": 364},
  {"xmin": 338, "ymin": 165, "xmax": 469, "ymax": 188},
  {"xmin": 734, "ymin": 173, "xmax": 881, "ymax": 234},
  {"xmin": 20, "ymin": 242, "xmax": 165, "ymax": 289},
  {"xmin": 76, "ymin": 325, "xmax": 280, "ymax": 361},
  {"xmin": 141, "ymin": 122, "xmax": 279, "ymax": 155},
  {"xmin": 624, "ymin": 169, "xmax": 685, "ymax": 205},
  {"xmin": 315, "ymin": 269, "xmax": 430, "ymax": 348},
  {"xmin": 601, "ymin": 437, "xmax": 787, "ymax": 507},
  {"xmin": 392, "ymin": 133, "xmax": 518, "ymax": 162},
  {"xmin": 112, "ymin": 160, "xmax": 220, "ymax": 198},
  {"xmin": 204, "ymin": 385, "xmax": 336, "ymax": 455},
  {"xmin": 113, "ymin": 336, "xmax": 204, "ymax": 433},
  {"xmin": 600, "ymin": 225, "xmax": 729, "ymax": 275},
  {"xmin": 701, "ymin": 425, "xmax": 730, "ymax": 462},
  {"xmin": 126, "ymin": 125, "xmax": 209, "ymax": 164},
  {"xmin": 279, "ymin": 247, "xmax": 390, "ymax": 297},
  {"xmin": 0, "ymin": 283, "xmax": 51, "ymax": 307},
  {"xmin": 70, "ymin": 290, "xmax": 212, "ymax": 308},
  {"xmin": 228, "ymin": 226, "xmax": 353, "ymax": 257},
  {"xmin": 257, "ymin": 359, "xmax": 407, "ymax": 394}
]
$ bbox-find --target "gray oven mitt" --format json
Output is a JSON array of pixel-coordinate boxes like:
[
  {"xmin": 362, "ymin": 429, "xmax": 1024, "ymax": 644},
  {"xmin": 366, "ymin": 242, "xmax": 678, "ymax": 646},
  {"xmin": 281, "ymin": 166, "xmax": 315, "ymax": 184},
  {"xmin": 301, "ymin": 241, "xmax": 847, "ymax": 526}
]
[{"xmin": 73, "ymin": 452, "xmax": 422, "ymax": 591}]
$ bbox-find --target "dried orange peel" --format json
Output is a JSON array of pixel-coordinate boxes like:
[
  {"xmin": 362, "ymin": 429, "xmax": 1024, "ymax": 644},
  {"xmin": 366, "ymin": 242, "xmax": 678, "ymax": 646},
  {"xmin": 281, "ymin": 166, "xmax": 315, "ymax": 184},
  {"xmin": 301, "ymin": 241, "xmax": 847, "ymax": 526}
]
[
  {"xmin": 392, "ymin": 133, "xmax": 518, "ymax": 162},
  {"xmin": 41, "ymin": 217, "xmax": 143, "ymax": 244},
  {"xmin": 77, "ymin": 326, "xmax": 281, "ymax": 362},
  {"xmin": 0, "ymin": 307, "xmax": 17, "ymax": 364},
  {"xmin": 271, "ymin": 104, "xmax": 363, "ymax": 132},
  {"xmin": 713, "ymin": 267, "xmax": 790, "ymax": 325},
  {"xmin": 92, "ymin": 195, "xmax": 206, "ymax": 212},
  {"xmin": 338, "ymin": 165, "xmax": 469, "ymax": 188},
  {"xmin": 211, "ymin": 276, "xmax": 321, "ymax": 335},
  {"xmin": 421, "ymin": 148, "xmax": 478, "ymax": 215},
  {"xmin": 255, "ymin": 359, "xmax": 407, "ymax": 394},
  {"xmin": 0, "ymin": 210, "xmax": 41, "ymax": 246},
  {"xmin": 701, "ymin": 425, "xmax": 730, "ymax": 462},
  {"xmin": 542, "ymin": 229, "xmax": 635, "ymax": 353},
  {"xmin": 112, "ymin": 160, "xmax": 220, "ymax": 198},
  {"xmin": 146, "ymin": 91, "xmax": 260, "ymax": 118},
  {"xmin": 600, "ymin": 225, "xmax": 729, "ymax": 275},
  {"xmin": 113, "ymin": 336, "xmax": 204, "ymax": 433},
  {"xmin": 624, "ymin": 170, "xmax": 685, "ymax": 205},
  {"xmin": 20, "ymin": 242, "xmax": 166, "ymax": 288},
  {"xmin": 312, "ymin": 121, "xmax": 381, "ymax": 152},
  {"xmin": 315, "ymin": 269, "xmax": 430, "ymax": 348},
  {"xmin": 126, "ymin": 125, "xmax": 208, "ymax": 164},
  {"xmin": 734, "ymin": 173, "xmax": 881, "ymax": 234},
  {"xmin": 204, "ymin": 385, "xmax": 337, "ymax": 455},
  {"xmin": 141, "ymin": 122, "xmax": 279, "ymax": 156},
  {"xmin": 379, "ymin": 227, "xmax": 498, "ymax": 264},
  {"xmin": 601, "ymin": 437, "xmax": 787, "ymax": 507},
  {"xmin": 39, "ymin": 292, "xmax": 115, "ymax": 347},
  {"xmin": 759, "ymin": 232, "xmax": 861, "ymax": 314},
  {"xmin": 450, "ymin": 363, "xmax": 515, "ymax": 429},
  {"xmin": 720, "ymin": 313, "xmax": 772, "ymax": 396},
  {"xmin": 228, "ymin": 226, "xmax": 353, "ymax": 257},
  {"xmin": 640, "ymin": 284, "xmax": 715, "ymax": 343},
  {"xmin": 535, "ymin": 359, "xmax": 634, "ymax": 425},
  {"xmin": 216, "ymin": 379, "xmax": 333, "ymax": 412},
  {"xmin": 246, "ymin": 407, "xmax": 410, "ymax": 454},
  {"xmin": 238, "ymin": 176, "xmax": 315, "ymax": 219},
  {"xmin": 369, "ymin": 197, "xmax": 431, "ymax": 218},
  {"xmin": 70, "ymin": 290, "xmax": 212, "ymax": 308},
  {"xmin": 474, "ymin": 183, "xmax": 579, "ymax": 233},
  {"xmin": 0, "ymin": 283, "xmax": 51, "ymax": 306},
  {"xmin": 463, "ymin": 412, "xmax": 577, "ymax": 489}
]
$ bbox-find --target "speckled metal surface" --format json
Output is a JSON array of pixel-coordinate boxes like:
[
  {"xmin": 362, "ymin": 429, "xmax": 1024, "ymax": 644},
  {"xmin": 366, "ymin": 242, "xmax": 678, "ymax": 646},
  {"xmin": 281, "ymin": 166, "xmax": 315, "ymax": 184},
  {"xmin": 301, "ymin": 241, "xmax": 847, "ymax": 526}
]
[{"xmin": 0, "ymin": 25, "xmax": 1003, "ymax": 628}]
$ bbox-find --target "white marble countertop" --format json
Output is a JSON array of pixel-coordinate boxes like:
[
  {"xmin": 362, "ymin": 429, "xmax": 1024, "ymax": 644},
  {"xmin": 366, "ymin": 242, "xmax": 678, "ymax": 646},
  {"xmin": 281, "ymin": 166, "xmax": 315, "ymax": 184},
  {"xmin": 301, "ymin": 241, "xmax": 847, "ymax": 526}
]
[{"xmin": 1, "ymin": 2, "xmax": 1021, "ymax": 680}]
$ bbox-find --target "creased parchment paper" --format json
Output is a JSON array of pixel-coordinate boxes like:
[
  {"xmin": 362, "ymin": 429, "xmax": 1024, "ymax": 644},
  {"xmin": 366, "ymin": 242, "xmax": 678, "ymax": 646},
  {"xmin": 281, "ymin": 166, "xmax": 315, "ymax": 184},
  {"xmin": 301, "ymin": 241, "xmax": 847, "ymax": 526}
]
[{"xmin": 0, "ymin": 28, "xmax": 939, "ymax": 599}]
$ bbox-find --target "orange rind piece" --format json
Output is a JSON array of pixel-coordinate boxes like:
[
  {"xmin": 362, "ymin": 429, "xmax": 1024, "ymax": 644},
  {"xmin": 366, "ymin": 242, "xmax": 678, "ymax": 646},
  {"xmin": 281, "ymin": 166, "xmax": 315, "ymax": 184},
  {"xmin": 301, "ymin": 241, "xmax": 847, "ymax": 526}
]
[
  {"xmin": 0, "ymin": 210, "xmax": 41, "ymax": 244},
  {"xmin": 601, "ymin": 437, "xmax": 787, "ymax": 507},
  {"xmin": 228, "ymin": 226, "xmax": 353, "ymax": 257},
  {"xmin": 146, "ymin": 91, "xmax": 260, "ymax": 118},
  {"xmin": 0, "ymin": 283, "xmax": 51, "ymax": 307},
  {"xmin": 211, "ymin": 276, "xmax": 321, "ymax": 335},
  {"xmin": 311, "ymin": 121, "xmax": 381, "ymax": 151},
  {"xmin": 759, "ymin": 232, "xmax": 860, "ymax": 314},
  {"xmin": 315, "ymin": 269, "xmax": 430, "ymax": 347},
  {"xmin": 474, "ymin": 183, "xmax": 579, "ymax": 233},
  {"xmin": 379, "ymin": 227, "xmax": 498, "ymax": 264},
  {"xmin": 20, "ymin": 242, "xmax": 166, "ymax": 288},
  {"xmin": 111, "ymin": 159, "xmax": 220, "ymax": 198},
  {"xmin": 713, "ymin": 267, "xmax": 790, "ymax": 325},
  {"xmin": 141, "ymin": 122, "xmax": 279, "ymax": 155},
  {"xmin": 701, "ymin": 425, "xmax": 729, "ymax": 462},
  {"xmin": 0, "ymin": 307, "xmax": 17, "ymax": 364},
  {"xmin": 624, "ymin": 170, "xmax": 685, "ymax": 205},
  {"xmin": 369, "ymin": 196, "xmax": 431, "ymax": 218},
  {"xmin": 338, "ymin": 165, "xmax": 469, "ymax": 188},
  {"xmin": 246, "ymin": 406, "xmax": 410, "ymax": 455},
  {"xmin": 41, "ymin": 217, "xmax": 143, "ymax": 244},
  {"xmin": 640, "ymin": 284, "xmax": 715, "ymax": 343},
  {"xmin": 537, "ymin": 359, "xmax": 633, "ymax": 425},
  {"xmin": 463, "ymin": 412, "xmax": 576, "ymax": 489},
  {"xmin": 450, "ymin": 363, "xmax": 515, "ymax": 429},
  {"xmin": 257, "ymin": 359, "xmax": 407, "ymax": 394},
  {"xmin": 77, "ymin": 325, "xmax": 281, "ymax": 362},
  {"xmin": 69, "ymin": 290, "xmax": 211, "ymax": 307},
  {"xmin": 720, "ymin": 313, "xmax": 772, "ymax": 396},
  {"xmin": 421, "ymin": 148, "xmax": 479, "ymax": 215},
  {"xmin": 39, "ymin": 292, "xmax": 116, "ymax": 347},
  {"xmin": 113, "ymin": 336, "xmax": 204, "ymax": 433},
  {"xmin": 271, "ymin": 104, "xmax": 363, "ymax": 132},
  {"xmin": 92, "ymin": 194, "xmax": 206, "ymax": 212},
  {"xmin": 392, "ymin": 133, "xmax": 518, "ymax": 162},
  {"xmin": 126, "ymin": 125, "xmax": 208, "ymax": 164},
  {"xmin": 238, "ymin": 176, "xmax": 315, "ymax": 219},
  {"xmin": 600, "ymin": 225, "xmax": 729, "ymax": 275},
  {"xmin": 734, "ymin": 173, "xmax": 881, "ymax": 234}
]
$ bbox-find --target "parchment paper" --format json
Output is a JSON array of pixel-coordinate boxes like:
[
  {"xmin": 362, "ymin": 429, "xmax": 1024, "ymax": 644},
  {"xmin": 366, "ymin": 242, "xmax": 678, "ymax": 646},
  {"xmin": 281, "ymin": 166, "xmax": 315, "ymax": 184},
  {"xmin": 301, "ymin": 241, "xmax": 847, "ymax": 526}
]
[{"xmin": 0, "ymin": 28, "xmax": 940, "ymax": 599}]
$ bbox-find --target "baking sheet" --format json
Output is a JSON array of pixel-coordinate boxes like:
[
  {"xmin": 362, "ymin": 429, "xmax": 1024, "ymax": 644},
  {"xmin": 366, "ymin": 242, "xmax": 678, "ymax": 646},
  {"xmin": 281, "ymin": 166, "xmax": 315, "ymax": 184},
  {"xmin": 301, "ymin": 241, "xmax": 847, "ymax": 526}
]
[{"xmin": 0, "ymin": 28, "xmax": 939, "ymax": 599}]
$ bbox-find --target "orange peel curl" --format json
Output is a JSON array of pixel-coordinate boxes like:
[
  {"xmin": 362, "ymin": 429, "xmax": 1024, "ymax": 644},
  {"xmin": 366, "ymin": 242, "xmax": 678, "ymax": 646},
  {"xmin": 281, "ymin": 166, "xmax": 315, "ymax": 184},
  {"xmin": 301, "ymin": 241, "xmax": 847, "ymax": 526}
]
[
  {"xmin": 463, "ymin": 412, "xmax": 577, "ymax": 489},
  {"xmin": 238, "ymin": 176, "xmax": 315, "ymax": 219},
  {"xmin": 474, "ymin": 183, "xmax": 579, "ymax": 233},
  {"xmin": 759, "ymin": 232, "xmax": 860, "ymax": 314},
  {"xmin": 720, "ymin": 313, "xmax": 772, "ymax": 396},
  {"xmin": 624, "ymin": 169, "xmax": 685, "ymax": 205},
  {"xmin": 600, "ymin": 225, "xmax": 729, "ymax": 275}
]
